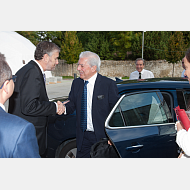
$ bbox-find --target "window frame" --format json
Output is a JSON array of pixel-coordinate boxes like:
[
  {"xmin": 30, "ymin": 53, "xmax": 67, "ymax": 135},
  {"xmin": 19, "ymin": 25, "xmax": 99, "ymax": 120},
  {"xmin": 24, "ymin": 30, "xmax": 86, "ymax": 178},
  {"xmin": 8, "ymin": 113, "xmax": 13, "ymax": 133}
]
[{"xmin": 106, "ymin": 90, "xmax": 174, "ymax": 130}]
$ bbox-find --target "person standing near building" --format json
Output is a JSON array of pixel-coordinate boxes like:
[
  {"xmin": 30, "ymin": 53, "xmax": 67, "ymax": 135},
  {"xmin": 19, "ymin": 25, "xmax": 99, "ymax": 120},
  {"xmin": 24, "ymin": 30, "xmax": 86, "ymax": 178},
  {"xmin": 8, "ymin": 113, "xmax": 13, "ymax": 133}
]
[
  {"xmin": 8, "ymin": 41, "xmax": 64, "ymax": 157},
  {"xmin": 129, "ymin": 58, "xmax": 154, "ymax": 80},
  {"xmin": 0, "ymin": 52, "xmax": 40, "ymax": 158}
]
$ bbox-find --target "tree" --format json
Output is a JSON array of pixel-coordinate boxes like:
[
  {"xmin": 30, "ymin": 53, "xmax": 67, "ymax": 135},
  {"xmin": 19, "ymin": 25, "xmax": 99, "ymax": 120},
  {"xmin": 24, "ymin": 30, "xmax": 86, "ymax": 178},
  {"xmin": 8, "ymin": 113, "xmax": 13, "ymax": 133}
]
[
  {"xmin": 61, "ymin": 31, "xmax": 83, "ymax": 75},
  {"xmin": 78, "ymin": 31, "xmax": 113, "ymax": 60},
  {"xmin": 166, "ymin": 31, "xmax": 186, "ymax": 76},
  {"xmin": 130, "ymin": 32, "xmax": 142, "ymax": 59},
  {"xmin": 144, "ymin": 31, "xmax": 170, "ymax": 60},
  {"xmin": 110, "ymin": 31, "xmax": 132, "ymax": 60}
]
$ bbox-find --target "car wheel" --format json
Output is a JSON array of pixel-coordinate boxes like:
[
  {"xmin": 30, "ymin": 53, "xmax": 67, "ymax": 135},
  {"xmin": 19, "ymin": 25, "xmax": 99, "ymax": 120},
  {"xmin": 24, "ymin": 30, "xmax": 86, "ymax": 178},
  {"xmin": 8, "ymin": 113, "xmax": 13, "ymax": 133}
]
[{"xmin": 55, "ymin": 139, "xmax": 77, "ymax": 158}]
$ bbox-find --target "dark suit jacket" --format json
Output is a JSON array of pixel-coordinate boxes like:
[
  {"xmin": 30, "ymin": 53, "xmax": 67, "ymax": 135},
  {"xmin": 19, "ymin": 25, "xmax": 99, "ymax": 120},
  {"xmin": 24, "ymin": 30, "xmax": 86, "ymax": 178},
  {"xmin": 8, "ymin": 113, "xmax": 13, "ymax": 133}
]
[
  {"xmin": 0, "ymin": 107, "xmax": 40, "ymax": 158},
  {"xmin": 8, "ymin": 60, "xmax": 56, "ymax": 154},
  {"xmin": 66, "ymin": 73, "xmax": 120, "ymax": 151}
]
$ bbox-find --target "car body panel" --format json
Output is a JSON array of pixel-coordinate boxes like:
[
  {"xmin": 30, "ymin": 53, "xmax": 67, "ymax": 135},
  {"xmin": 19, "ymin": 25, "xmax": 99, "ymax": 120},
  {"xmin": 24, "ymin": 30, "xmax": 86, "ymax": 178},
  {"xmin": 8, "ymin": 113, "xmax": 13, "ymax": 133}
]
[{"xmin": 47, "ymin": 77, "xmax": 190, "ymax": 158}]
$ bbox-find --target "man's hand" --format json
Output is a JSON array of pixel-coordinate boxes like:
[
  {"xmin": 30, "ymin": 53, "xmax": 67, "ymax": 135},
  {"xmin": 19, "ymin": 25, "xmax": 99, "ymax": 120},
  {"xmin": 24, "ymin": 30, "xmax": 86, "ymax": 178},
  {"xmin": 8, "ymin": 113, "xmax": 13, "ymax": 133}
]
[
  {"xmin": 108, "ymin": 140, "xmax": 112, "ymax": 145},
  {"xmin": 177, "ymin": 121, "xmax": 184, "ymax": 132},
  {"xmin": 56, "ymin": 101, "xmax": 65, "ymax": 115},
  {"xmin": 63, "ymin": 100, "xmax": 70, "ymax": 105}
]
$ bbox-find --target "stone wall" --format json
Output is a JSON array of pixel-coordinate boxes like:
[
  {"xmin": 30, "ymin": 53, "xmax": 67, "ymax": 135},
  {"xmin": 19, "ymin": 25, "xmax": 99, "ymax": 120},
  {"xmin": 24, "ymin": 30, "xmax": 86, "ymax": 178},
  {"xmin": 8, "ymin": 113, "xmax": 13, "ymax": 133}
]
[{"xmin": 51, "ymin": 59, "xmax": 184, "ymax": 78}]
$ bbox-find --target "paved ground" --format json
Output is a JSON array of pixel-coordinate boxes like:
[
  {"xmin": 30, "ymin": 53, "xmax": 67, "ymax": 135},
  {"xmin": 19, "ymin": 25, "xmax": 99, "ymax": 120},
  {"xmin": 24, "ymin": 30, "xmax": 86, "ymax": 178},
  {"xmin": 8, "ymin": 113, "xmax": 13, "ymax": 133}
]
[
  {"xmin": 4, "ymin": 79, "xmax": 73, "ymax": 111},
  {"xmin": 46, "ymin": 79, "xmax": 73, "ymax": 99}
]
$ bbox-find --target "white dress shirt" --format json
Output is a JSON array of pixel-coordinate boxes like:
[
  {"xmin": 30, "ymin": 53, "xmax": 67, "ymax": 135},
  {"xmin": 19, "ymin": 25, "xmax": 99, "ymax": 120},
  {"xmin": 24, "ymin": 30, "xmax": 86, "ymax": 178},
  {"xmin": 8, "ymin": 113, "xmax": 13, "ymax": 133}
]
[
  {"xmin": 0, "ymin": 103, "xmax": 5, "ymax": 111},
  {"xmin": 85, "ymin": 72, "xmax": 97, "ymax": 132},
  {"xmin": 129, "ymin": 69, "xmax": 154, "ymax": 80},
  {"xmin": 181, "ymin": 69, "xmax": 186, "ymax": 77},
  {"xmin": 176, "ymin": 128, "xmax": 190, "ymax": 157}
]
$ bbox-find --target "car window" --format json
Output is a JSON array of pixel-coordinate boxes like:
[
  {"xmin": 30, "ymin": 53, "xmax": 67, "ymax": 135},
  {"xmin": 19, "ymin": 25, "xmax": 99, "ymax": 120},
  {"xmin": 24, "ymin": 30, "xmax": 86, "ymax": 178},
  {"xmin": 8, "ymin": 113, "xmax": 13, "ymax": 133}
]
[
  {"xmin": 177, "ymin": 90, "xmax": 190, "ymax": 110},
  {"xmin": 183, "ymin": 91, "xmax": 190, "ymax": 111},
  {"xmin": 109, "ymin": 107, "xmax": 125, "ymax": 127},
  {"xmin": 109, "ymin": 91, "xmax": 169, "ymax": 127}
]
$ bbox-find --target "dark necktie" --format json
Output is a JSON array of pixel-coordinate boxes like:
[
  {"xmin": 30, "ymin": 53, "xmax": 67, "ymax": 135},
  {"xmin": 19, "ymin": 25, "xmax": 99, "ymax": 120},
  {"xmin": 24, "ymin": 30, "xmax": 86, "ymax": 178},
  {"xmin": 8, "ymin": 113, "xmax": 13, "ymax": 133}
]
[
  {"xmin": 43, "ymin": 73, "xmax": 46, "ymax": 84},
  {"xmin": 139, "ymin": 72, "xmax": 141, "ymax": 79},
  {"xmin": 80, "ymin": 80, "xmax": 89, "ymax": 132}
]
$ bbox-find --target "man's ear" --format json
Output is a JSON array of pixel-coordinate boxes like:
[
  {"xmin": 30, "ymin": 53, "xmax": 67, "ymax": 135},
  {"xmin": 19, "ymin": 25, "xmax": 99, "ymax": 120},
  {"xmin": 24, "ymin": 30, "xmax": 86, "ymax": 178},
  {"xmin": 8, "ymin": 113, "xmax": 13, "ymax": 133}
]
[
  {"xmin": 2, "ymin": 80, "xmax": 9, "ymax": 94},
  {"xmin": 91, "ymin": 65, "xmax": 97, "ymax": 72},
  {"xmin": 43, "ymin": 54, "xmax": 49, "ymax": 63}
]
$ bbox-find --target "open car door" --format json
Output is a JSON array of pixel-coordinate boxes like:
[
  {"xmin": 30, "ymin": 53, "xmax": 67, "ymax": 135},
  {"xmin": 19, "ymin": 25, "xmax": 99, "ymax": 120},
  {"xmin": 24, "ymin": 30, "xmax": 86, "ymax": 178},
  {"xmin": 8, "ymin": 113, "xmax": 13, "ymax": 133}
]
[{"xmin": 105, "ymin": 90, "xmax": 178, "ymax": 158}]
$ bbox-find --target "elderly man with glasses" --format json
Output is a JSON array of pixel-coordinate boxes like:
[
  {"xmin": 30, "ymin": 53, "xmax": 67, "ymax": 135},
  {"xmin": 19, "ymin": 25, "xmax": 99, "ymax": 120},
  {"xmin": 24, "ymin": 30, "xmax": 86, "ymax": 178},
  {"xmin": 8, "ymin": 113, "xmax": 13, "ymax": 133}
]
[{"xmin": 0, "ymin": 52, "xmax": 40, "ymax": 158}]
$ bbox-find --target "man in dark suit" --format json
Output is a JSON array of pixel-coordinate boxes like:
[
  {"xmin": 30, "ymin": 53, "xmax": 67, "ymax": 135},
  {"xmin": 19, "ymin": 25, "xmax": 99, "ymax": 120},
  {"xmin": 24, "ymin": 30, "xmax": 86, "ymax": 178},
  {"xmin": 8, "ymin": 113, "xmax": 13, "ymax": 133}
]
[
  {"xmin": 8, "ymin": 41, "xmax": 64, "ymax": 157},
  {"xmin": 63, "ymin": 51, "xmax": 120, "ymax": 158},
  {"xmin": 0, "ymin": 52, "xmax": 40, "ymax": 158}
]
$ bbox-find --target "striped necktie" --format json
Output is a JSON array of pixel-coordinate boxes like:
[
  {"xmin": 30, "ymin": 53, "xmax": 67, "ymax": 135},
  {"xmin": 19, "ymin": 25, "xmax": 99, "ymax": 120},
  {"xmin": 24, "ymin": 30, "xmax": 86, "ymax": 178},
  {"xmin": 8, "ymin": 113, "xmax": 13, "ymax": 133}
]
[{"xmin": 80, "ymin": 80, "xmax": 89, "ymax": 132}]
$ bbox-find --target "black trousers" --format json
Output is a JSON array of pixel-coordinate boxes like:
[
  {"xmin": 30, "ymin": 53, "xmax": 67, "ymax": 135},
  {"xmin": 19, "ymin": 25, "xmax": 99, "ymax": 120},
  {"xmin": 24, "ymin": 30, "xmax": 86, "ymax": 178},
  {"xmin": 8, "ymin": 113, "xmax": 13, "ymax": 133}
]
[
  {"xmin": 35, "ymin": 125, "xmax": 47, "ymax": 157},
  {"xmin": 76, "ymin": 131, "xmax": 97, "ymax": 158}
]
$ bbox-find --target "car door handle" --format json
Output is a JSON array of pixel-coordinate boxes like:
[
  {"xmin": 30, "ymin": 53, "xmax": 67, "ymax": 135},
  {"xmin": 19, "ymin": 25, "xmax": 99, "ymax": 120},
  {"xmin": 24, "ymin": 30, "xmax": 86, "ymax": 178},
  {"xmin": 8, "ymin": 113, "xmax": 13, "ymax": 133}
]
[{"xmin": 126, "ymin": 144, "xmax": 144, "ymax": 153}]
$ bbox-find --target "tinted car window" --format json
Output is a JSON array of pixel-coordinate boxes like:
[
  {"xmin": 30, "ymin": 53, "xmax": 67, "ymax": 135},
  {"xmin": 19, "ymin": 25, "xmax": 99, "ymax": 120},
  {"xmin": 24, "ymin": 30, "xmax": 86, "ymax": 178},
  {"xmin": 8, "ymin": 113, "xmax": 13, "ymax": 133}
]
[
  {"xmin": 109, "ymin": 92, "xmax": 170, "ymax": 127},
  {"xmin": 109, "ymin": 107, "xmax": 124, "ymax": 127},
  {"xmin": 183, "ymin": 91, "xmax": 190, "ymax": 111}
]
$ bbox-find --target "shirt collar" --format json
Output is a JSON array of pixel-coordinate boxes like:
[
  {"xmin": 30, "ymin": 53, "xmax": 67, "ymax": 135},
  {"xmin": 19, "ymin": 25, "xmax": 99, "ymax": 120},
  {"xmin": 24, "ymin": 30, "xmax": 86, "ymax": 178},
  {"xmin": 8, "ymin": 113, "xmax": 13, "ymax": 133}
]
[
  {"xmin": 0, "ymin": 103, "xmax": 5, "ymax": 111},
  {"xmin": 139, "ymin": 69, "xmax": 145, "ymax": 74},
  {"xmin": 33, "ymin": 59, "xmax": 45, "ymax": 74},
  {"xmin": 86, "ymin": 72, "xmax": 97, "ymax": 85}
]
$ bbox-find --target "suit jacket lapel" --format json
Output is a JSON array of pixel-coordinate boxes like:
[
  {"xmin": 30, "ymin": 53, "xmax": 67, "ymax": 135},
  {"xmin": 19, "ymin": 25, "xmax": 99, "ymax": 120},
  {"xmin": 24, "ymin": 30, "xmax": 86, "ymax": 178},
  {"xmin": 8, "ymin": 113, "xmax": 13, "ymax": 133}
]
[
  {"xmin": 29, "ymin": 61, "xmax": 46, "ymax": 86},
  {"xmin": 92, "ymin": 73, "xmax": 101, "ymax": 107},
  {"xmin": 78, "ymin": 78, "xmax": 85, "ymax": 109},
  {"xmin": 29, "ymin": 60, "xmax": 47, "ymax": 93}
]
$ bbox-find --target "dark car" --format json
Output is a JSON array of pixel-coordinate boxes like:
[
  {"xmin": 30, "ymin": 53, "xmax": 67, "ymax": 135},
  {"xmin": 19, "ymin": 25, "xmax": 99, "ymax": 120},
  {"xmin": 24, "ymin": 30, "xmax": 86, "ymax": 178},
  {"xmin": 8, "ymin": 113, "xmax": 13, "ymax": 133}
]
[{"xmin": 47, "ymin": 77, "xmax": 190, "ymax": 158}]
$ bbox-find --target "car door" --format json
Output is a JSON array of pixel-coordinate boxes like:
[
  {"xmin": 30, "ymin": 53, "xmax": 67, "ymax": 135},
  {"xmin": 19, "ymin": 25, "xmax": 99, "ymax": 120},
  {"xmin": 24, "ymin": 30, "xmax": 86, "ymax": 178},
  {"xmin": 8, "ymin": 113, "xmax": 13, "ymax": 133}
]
[{"xmin": 105, "ymin": 90, "xmax": 178, "ymax": 158}]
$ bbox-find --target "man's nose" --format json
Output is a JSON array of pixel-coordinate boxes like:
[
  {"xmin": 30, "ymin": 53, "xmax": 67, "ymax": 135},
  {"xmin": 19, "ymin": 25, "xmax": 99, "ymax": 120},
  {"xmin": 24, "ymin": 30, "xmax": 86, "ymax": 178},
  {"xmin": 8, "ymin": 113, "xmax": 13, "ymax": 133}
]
[{"xmin": 77, "ymin": 65, "xmax": 81, "ymax": 71}]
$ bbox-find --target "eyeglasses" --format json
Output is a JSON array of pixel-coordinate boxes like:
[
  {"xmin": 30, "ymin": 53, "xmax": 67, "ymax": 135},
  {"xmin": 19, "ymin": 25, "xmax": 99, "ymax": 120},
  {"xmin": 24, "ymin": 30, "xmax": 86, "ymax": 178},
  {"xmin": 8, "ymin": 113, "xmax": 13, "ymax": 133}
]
[{"xmin": 0, "ymin": 75, "xmax": 17, "ymax": 89}]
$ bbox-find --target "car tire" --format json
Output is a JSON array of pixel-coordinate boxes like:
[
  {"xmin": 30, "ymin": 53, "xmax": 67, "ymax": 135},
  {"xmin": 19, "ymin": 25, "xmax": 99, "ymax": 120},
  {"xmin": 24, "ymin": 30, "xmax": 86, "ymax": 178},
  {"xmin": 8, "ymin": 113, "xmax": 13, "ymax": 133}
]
[{"xmin": 55, "ymin": 139, "xmax": 77, "ymax": 158}]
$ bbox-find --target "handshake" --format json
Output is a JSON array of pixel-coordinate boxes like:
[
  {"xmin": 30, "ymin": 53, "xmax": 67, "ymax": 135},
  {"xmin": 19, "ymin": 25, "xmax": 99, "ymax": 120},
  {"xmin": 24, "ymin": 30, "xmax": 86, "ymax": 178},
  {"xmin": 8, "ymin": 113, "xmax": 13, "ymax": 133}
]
[{"xmin": 56, "ymin": 100, "xmax": 69, "ymax": 115}]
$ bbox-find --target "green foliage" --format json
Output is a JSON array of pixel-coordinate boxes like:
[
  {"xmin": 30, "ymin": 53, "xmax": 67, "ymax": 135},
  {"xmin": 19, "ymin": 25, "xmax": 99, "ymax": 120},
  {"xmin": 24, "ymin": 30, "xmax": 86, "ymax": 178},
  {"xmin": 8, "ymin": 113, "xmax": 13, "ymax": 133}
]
[
  {"xmin": 110, "ymin": 31, "xmax": 132, "ymax": 60},
  {"xmin": 17, "ymin": 31, "xmax": 190, "ymax": 65},
  {"xmin": 166, "ymin": 31, "xmax": 186, "ymax": 64},
  {"xmin": 122, "ymin": 76, "xmax": 129, "ymax": 79},
  {"xmin": 144, "ymin": 31, "xmax": 171, "ymax": 60},
  {"xmin": 77, "ymin": 32, "xmax": 113, "ymax": 60},
  {"xmin": 60, "ymin": 31, "xmax": 83, "ymax": 64},
  {"xmin": 62, "ymin": 76, "xmax": 74, "ymax": 79},
  {"xmin": 130, "ymin": 32, "xmax": 142, "ymax": 59}
]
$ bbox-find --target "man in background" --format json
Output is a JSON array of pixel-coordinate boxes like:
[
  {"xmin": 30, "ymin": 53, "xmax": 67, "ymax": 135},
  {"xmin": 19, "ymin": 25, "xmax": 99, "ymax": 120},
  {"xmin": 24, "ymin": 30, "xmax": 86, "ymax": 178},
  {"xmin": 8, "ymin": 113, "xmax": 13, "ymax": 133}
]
[
  {"xmin": 181, "ymin": 58, "xmax": 187, "ymax": 78},
  {"xmin": 129, "ymin": 58, "xmax": 154, "ymax": 79},
  {"xmin": 0, "ymin": 52, "xmax": 40, "ymax": 158},
  {"xmin": 8, "ymin": 41, "xmax": 64, "ymax": 157}
]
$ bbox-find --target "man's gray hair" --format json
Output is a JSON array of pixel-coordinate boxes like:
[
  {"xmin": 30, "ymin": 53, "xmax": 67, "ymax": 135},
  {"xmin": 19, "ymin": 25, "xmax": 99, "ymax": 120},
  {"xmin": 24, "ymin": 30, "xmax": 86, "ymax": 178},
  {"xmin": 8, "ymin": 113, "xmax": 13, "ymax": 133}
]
[
  {"xmin": 0, "ymin": 53, "xmax": 12, "ymax": 88},
  {"xmin": 135, "ymin": 58, "xmax": 145, "ymax": 65},
  {"xmin": 34, "ymin": 41, "xmax": 60, "ymax": 60},
  {"xmin": 79, "ymin": 51, "xmax": 101, "ymax": 72}
]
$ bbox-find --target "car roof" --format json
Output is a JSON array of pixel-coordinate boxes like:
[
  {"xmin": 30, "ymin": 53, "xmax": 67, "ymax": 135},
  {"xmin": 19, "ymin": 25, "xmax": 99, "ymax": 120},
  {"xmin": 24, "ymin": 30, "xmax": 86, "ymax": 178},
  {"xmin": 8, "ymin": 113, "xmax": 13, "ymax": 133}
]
[{"xmin": 116, "ymin": 77, "xmax": 190, "ymax": 94}]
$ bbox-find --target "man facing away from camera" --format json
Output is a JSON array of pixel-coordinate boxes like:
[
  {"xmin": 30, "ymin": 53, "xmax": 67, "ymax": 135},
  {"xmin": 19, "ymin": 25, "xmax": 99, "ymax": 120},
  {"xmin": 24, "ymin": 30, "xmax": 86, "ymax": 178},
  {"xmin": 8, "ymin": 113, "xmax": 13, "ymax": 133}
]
[{"xmin": 0, "ymin": 52, "xmax": 40, "ymax": 158}]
